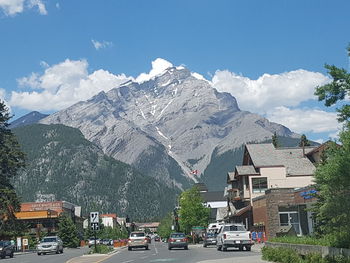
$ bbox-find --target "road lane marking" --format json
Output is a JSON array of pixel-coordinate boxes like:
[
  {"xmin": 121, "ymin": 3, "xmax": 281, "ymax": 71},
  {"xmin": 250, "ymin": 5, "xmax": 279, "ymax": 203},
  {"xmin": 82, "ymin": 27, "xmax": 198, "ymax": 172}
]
[
  {"xmin": 121, "ymin": 260, "xmax": 135, "ymax": 263},
  {"xmin": 153, "ymin": 243, "xmax": 158, "ymax": 254}
]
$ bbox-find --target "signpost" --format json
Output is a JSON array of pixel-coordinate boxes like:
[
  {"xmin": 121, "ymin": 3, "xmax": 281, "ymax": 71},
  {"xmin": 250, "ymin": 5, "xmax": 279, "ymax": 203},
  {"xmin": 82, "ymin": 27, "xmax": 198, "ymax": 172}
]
[{"xmin": 90, "ymin": 212, "xmax": 99, "ymax": 251}]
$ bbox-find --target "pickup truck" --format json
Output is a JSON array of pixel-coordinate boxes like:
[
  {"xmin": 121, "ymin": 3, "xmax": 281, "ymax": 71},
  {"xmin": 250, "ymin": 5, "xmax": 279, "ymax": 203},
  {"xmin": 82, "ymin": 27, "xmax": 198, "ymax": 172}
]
[{"xmin": 216, "ymin": 223, "xmax": 253, "ymax": 251}]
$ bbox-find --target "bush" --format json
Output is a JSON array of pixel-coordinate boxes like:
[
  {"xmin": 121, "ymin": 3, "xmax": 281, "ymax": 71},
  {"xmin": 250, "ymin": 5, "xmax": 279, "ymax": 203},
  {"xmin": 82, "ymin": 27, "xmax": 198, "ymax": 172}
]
[
  {"xmin": 262, "ymin": 246, "xmax": 350, "ymax": 263},
  {"xmin": 270, "ymin": 236, "xmax": 332, "ymax": 247},
  {"xmin": 89, "ymin": 244, "xmax": 113, "ymax": 254}
]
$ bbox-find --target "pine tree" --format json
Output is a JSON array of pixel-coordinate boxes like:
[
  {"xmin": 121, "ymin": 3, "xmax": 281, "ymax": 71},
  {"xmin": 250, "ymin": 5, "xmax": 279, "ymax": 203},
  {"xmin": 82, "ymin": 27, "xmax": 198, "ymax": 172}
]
[
  {"xmin": 272, "ymin": 132, "xmax": 279, "ymax": 148},
  {"xmin": 58, "ymin": 214, "xmax": 80, "ymax": 248},
  {"xmin": 299, "ymin": 134, "xmax": 310, "ymax": 147},
  {"xmin": 0, "ymin": 101, "xmax": 25, "ymax": 237}
]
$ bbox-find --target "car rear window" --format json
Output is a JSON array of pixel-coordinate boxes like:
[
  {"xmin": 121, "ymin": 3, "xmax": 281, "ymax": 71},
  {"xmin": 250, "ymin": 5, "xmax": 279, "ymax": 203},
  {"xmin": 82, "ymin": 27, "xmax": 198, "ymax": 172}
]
[
  {"xmin": 130, "ymin": 232, "xmax": 145, "ymax": 237},
  {"xmin": 223, "ymin": 225, "xmax": 246, "ymax": 231},
  {"xmin": 207, "ymin": 233, "xmax": 217, "ymax": 237},
  {"xmin": 42, "ymin": 237, "xmax": 57, "ymax": 242},
  {"xmin": 170, "ymin": 233, "xmax": 185, "ymax": 238}
]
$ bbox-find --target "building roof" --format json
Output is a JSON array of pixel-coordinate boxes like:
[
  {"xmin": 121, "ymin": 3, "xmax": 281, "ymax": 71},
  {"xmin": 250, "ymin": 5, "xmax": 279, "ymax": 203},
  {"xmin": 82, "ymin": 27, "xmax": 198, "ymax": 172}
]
[
  {"xmin": 194, "ymin": 183, "xmax": 208, "ymax": 192},
  {"xmin": 246, "ymin": 143, "xmax": 316, "ymax": 176},
  {"xmin": 235, "ymin": 165, "xmax": 259, "ymax": 176},
  {"xmin": 101, "ymin": 213, "xmax": 117, "ymax": 218},
  {"xmin": 201, "ymin": 191, "xmax": 226, "ymax": 202},
  {"xmin": 227, "ymin": 172, "xmax": 235, "ymax": 182}
]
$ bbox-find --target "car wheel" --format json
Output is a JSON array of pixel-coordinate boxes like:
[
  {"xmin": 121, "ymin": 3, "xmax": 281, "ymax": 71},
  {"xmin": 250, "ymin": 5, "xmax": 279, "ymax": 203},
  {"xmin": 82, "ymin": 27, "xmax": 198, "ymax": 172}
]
[
  {"xmin": 184, "ymin": 246, "xmax": 188, "ymax": 250},
  {"xmin": 37, "ymin": 253, "xmax": 41, "ymax": 256},
  {"xmin": 203, "ymin": 243, "xmax": 207, "ymax": 248},
  {"xmin": 245, "ymin": 246, "xmax": 251, "ymax": 251},
  {"xmin": 222, "ymin": 245, "xmax": 227, "ymax": 252},
  {"xmin": 145, "ymin": 246, "xmax": 149, "ymax": 250},
  {"xmin": 10, "ymin": 252, "xmax": 14, "ymax": 258},
  {"xmin": 168, "ymin": 247, "xmax": 171, "ymax": 250},
  {"xmin": 56, "ymin": 249, "xmax": 59, "ymax": 254},
  {"xmin": 60, "ymin": 248, "xmax": 64, "ymax": 253},
  {"xmin": 216, "ymin": 245, "xmax": 222, "ymax": 251},
  {"xmin": 128, "ymin": 247, "xmax": 132, "ymax": 251},
  {"xmin": 239, "ymin": 245, "xmax": 243, "ymax": 251},
  {"xmin": 0, "ymin": 254, "xmax": 5, "ymax": 259}
]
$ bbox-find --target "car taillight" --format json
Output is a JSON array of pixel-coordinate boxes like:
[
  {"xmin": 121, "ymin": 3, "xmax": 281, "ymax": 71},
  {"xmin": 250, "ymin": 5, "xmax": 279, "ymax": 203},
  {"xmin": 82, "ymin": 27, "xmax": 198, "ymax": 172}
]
[
  {"xmin": 181, "ymin": 238, "xmax": 187, "ymax": 242},
  {"xmin": 128, "ymin": 239, "xmax": 131, "ymax": 243},
  {"xmin": 223, "ymin": 234, "xmax": 226, "ymax": 239},
  {"xmin": 169, "ymin": 238, "xmax": 174, "ymax": 242}
]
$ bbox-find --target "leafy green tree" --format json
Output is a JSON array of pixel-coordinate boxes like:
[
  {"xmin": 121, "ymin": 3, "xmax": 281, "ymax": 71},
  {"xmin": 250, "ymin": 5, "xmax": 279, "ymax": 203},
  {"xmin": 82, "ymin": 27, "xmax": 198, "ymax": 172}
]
[
  {"xmin": 0, "ymin": 101, "xmax": 25, "ymax": 237},
  {"xmin": 158, "ymin": 212, "xmax": 173, "ymax": 239},
  {"xmin": 272, "ymin": 132, "xmax": 279, "ymax": 148},
  {"xmin": 299, "ymin": 134, "xmax": 311, "ymax": 147},
  {"xmin": 313, "ymin": 130, "xmax": 350, "ymax": 248},
  {"xmin": 178, "ymin": 186, "xmax": 210, "ymax": 234},
  {"xmin": 58, "ymin": 214, "xmax": 80, "ymax": 248},
  {"xmin": 315, "ymin": 44, "xmax": 350, "ymax": 123}
]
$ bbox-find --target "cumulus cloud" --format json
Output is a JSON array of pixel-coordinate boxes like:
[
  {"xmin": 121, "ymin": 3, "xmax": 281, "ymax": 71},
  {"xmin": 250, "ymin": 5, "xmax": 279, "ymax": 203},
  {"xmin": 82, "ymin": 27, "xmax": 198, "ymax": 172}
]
[
  {"xmin": 136, "ymin": 58, "xmax": 173, "ymax": 83},
  {"xmin": 11, "ymin": 59, "xmax": 131, "ymax": 111},
  {"xmin": 267, "ymin": 106, "xmax": 341, "ymax": 134},
  {"xmin": 211, "ymin": 69, "xmax": 330, "ymax": 113},
  {"xmin": 0, "ymin": 0, "xmax": 47, "ymax": 16},
  {"xmin": 91, "ymin": 39, "xmax": 113, "ymax": 50}
]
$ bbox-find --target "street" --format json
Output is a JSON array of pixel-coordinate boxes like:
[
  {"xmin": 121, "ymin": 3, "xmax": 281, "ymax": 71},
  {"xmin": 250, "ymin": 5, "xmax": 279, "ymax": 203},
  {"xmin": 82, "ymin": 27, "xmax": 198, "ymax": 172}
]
[
  {"xmin": 101, "ymin": 242, "xmax": 264, "ymax": 263},
  {"xmin": 4, "ymin": 247, "xmax": 89, "ymax": 263}
]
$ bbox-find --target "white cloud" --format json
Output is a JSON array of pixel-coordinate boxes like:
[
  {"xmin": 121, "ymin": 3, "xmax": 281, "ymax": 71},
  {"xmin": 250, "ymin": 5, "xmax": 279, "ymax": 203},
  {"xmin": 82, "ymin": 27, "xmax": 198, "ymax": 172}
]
[
  {"xmin": 55, "ymin": 2, "xmax": 60, "ymax": 9},
  {"xmin": 136, "ymin": 58, "xmax": 173, "ymax": 83},
  {"xmin": 267, "ymin": 106, "xmax": 341, "ymax": 134},
  {"xmin": 91, "ymin": 39, "xmax": 113, "ymax": 50},
  {"xmin": 11, "ymin": 59, "xmax": 131, "ymax": 111},
  {"xmin": 0, "ymin": 0, "xmax": 47, "ymax": 16},
  {"xmin": 211, "ymin": 69, "xmax": 330, "ymax": 113}
]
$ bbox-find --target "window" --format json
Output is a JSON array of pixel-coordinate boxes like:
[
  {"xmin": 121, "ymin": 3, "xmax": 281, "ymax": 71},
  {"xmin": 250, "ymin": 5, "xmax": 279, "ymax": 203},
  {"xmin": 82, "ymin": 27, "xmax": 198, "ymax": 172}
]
[{"xmin": 252, "ymin": 177, "xmax": 268, "ymax": 193}]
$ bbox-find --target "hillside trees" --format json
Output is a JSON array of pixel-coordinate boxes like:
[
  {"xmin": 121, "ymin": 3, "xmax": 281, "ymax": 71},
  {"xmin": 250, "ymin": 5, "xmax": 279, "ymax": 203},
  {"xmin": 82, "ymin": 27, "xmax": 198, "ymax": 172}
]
[
  {"xmin": 0, "ymin": 101, "xmax": 25, "ymax": 237},
  {"xmin": 158, "ymin": 212, "xmax": 173, "ymax": 239},
  {"xmin": 178, "ymin": 186, "xmax": 210, "ymax": 234}
]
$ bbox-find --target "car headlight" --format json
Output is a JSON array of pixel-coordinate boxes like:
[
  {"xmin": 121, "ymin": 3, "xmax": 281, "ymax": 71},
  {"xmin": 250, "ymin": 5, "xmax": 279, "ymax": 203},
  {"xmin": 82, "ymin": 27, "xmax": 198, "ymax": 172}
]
[{"xmin": 0, "ymin": 247, "xmax": 3, "ymax": 251}]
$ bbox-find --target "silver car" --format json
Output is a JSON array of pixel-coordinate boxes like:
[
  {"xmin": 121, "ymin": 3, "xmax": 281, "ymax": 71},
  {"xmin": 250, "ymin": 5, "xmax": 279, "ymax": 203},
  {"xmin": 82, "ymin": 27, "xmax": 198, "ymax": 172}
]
[{"xmin": 37, "ymin": 236, "xmax": 64, "ymax": 255}]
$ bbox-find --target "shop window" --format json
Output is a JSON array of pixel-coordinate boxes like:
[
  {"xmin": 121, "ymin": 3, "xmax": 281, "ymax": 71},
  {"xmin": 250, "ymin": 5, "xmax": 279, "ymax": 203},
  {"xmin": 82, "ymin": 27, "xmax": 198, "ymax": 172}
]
[{"xmin": 252, "ymin": 177, "xmax": 267, "ymax": 193}]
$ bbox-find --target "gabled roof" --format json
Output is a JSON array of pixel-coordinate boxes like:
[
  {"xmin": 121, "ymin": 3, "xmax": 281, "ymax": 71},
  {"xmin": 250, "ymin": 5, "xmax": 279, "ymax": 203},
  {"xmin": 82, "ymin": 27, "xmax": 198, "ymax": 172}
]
[
  {"xmin": 245, "ymin": 143, "xmax": 317, "ymax": 176},
  {"xmin": 235, "ymin": 165, "xmax": 259, "ymax": 176},
  {"xmin": 201, "ymin": 191, "xmax": 226, "ymax": 202}
]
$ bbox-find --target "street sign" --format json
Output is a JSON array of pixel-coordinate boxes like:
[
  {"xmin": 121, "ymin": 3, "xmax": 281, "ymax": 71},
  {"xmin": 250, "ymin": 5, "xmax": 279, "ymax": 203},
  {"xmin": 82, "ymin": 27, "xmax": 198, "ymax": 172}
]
[
  {"xmin": 90, "ymin": 212, "xmax": 99, "ymax": 223},
  {"xmin": 91, "ymin": 222, "xmax": 99, "ymax": 230},
  {"xmin": 90, "ymin": 212, "xmax": 99, "ymax": 230}
]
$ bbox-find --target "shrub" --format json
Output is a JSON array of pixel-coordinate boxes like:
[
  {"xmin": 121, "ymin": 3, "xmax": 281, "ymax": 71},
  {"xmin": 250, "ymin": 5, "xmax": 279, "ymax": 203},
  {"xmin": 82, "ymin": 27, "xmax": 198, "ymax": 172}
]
[{"xmin": 89, "ymin": 244, "xmax": 113, "ymax": 254}]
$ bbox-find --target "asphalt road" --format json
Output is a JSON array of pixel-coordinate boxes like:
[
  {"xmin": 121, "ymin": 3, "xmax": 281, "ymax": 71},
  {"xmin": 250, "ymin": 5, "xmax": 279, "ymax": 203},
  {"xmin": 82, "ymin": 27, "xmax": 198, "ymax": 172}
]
[
  {"xmin": 5, "ymin": 247, "xmax": 89, "ymax": 263},
  {"xmin": 103, "ymin": 242, "xmax": 265, "ymax": 263}
]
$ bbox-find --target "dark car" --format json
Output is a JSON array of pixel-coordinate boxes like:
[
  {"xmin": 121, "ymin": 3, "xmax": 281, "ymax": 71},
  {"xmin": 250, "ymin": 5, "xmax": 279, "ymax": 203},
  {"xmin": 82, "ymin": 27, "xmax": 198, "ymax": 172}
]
[
  {"xmin": 0, "ymin": 241, "xmax": 15, "ymax": 259},
  {"xmin": 203, "ymin": 232, "xmax": 217, "ymax": 247},
  {"xmin": 168, "ymin": 233, "xmax": 188, "ymax": 250},
  {"xmin": 154, "ymin": 236, "xmax": 160, "ymax": 242}
]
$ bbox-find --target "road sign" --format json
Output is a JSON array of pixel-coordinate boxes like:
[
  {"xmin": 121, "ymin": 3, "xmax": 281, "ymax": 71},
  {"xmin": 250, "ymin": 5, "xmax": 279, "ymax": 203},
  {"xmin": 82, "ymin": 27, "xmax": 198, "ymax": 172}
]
[
  {"xmin": 90, "ymin": 212, "xmax": 99, "ymax": 223},
  {"xmin": 91, "ymin": 222, "xmax": 99, "ymax": 230}
]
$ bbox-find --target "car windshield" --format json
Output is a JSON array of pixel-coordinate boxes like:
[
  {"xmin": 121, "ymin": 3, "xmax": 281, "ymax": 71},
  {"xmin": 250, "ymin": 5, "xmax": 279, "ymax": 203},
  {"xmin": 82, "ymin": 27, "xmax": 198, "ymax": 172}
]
[
  {"xmin": 130, "ymin": 233, "xmax": 145, "ymax": 237},
  {"xmin": 42, "ymin": 237, "xmax": 57, "ymax": 243},
  {"xmin": 223, "ymin": 225, "xmax": 246, "ymax": 231},
  {"xmin": 171, "ymin": 233, "xmax": 185, "ymax": 238}
]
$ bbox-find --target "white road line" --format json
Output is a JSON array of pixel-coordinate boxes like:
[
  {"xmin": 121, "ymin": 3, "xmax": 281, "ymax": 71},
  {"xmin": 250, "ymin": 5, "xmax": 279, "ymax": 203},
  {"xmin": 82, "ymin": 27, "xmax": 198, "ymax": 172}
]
[
  {"xmin": 153, "ymin": 243, "xmax": 158, "ymax": 254},
  {"xmin": 121, "ymin": 260, "xmax": 135, "ymax": 263}
]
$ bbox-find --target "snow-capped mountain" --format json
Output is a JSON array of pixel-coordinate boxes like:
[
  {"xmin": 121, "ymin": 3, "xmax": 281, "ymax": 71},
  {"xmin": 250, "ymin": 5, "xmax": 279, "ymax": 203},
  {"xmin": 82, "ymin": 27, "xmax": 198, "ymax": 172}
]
[{"xmin": 40, "ymin": 66, "xmax": 298, "ymax": 190}]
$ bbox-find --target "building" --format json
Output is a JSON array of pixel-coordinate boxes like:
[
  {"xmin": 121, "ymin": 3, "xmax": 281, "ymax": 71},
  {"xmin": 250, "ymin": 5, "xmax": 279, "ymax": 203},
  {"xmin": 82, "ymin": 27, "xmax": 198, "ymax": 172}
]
[
  {"xmin": 135, "ymin": 222, "xmax": 160, "ymax": 233},
  {"xmin": 15, "ymin": 201, "xmax": 82, "ymax": 236},
  {"xmin": 101, "ymin": 213, "xmax": 118, "ymax": 228},
  {"xmin": 225, "ymin": 142, "xmax": 326, "ymax": 237}
]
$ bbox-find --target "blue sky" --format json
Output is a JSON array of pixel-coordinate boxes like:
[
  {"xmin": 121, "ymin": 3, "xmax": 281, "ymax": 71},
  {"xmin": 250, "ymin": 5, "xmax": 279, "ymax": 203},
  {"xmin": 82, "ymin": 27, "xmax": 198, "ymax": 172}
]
[{"xmin": 0, "ymin": 0, "xmax": 349, "ymax": 143}]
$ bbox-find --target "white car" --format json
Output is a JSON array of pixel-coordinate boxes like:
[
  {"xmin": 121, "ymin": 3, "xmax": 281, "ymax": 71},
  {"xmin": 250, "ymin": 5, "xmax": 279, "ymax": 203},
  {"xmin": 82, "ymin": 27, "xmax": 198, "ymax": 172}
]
[
  {"xmin": 37, "ymin": 236, "xmax": 64, "ymax": 255},
  {"xmin": 216, "ymin": 223, "xmax": 253, "ymax": 251},
  {"xmin": 88, "ymin": 238, "xmax": 100, "ymax": 248}
]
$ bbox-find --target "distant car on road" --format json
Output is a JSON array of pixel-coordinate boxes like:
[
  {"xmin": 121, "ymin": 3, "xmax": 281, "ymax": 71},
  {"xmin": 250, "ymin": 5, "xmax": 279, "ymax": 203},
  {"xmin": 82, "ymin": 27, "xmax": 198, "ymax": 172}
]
[
  {"xmin": 37, "ymin": 236, "xmax": 64, "ymax": 255},
  {"xmin": 0, "ymin": 240, "xmax": 15, "ymax": 259},
  {"xmin": 168, "ymin": 233, "xmax": 188, "ymax": 250},
  {"xmin": 203, "ymin": 232, "xmax": 217, "ymax": 247},
  {"xmin": 128, "ymin": 232, "xmax": 149, "ymax": 251},
  {"xmin": 88, "ymin": 238, "xmax": 100, "ymax": 248},
  {"xmin": 216, "ymin": 223, "xmax": 253, "ymax": 251},
  {"xmin": 154, "ymin": 236, "xmax": 160, "ymax": 242}
]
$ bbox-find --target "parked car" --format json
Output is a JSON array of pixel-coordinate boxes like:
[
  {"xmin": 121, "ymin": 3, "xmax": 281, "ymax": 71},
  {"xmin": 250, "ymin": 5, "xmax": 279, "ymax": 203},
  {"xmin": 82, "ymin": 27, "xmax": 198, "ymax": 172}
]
[
  {"xmin": 216, "ymin": 223, "xmax": 253, "ymax": 251},
  {"xmin": 100, "ymin": 239, "xmax": 113, "ymax": 246},
  {"xmin": 128, "ymin": 232, "xmax": 149, "ymax": 251},
  {"xmin": 0, "ymin": 240, "xmax": 15, "ymax": 259},
  {"xmin": 168, "ymin": 233, "xmax": 188, "ymax": 250},
  {"xmin": 154, "ymin": 236, "xmax": 160, "ymax": 242},
  {"xmin": 88, "ymin": 238, "xmax": 100, "ymax": 248},
  {"xmin": 37, "ymin": 236, "xmax": 64, "ymax": 255},
  {"xmin": 203, "ymin": 232, "xmax": 217, "ymax": 247}
]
